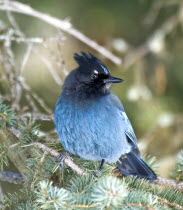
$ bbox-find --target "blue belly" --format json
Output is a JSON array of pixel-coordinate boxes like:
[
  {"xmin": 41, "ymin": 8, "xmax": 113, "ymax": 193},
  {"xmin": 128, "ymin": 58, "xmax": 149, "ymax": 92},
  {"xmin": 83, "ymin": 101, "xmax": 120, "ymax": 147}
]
[{"xmin": 54, "ymin": 94, "xmax": 130, "ymax": 163}]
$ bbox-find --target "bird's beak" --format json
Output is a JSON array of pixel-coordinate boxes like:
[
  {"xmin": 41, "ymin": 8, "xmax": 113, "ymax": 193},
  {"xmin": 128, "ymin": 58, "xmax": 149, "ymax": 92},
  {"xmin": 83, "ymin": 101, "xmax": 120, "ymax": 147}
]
[{"xmin": 103, "ymin": 76, "xmax": 124, "ymax": 83}]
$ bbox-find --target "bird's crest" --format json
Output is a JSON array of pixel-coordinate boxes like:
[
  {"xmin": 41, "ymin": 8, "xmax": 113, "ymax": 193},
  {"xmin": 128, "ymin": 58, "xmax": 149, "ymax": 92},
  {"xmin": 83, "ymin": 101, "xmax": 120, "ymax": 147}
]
[{"xmin": 74, "ymin": 52, "xmax": 110, "ymax": 74}]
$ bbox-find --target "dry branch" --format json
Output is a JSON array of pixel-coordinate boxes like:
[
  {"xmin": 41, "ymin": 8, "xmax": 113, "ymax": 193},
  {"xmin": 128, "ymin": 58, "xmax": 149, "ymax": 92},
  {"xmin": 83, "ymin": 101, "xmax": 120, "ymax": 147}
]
[{"xmin": 0, "ymin": 0, "xmax": 122, "ymax": 65}]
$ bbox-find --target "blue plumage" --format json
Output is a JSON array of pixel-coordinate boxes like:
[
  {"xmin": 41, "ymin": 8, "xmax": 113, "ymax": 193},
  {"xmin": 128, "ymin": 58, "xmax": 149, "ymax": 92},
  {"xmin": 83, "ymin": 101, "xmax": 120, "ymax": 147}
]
[
  {"xmin": 55, "ymin": 93, "xmax": 131, "ymax": 162},
  {"xmin": 54, "ymin": 52, "xmax": 157, "ymax": 181}
]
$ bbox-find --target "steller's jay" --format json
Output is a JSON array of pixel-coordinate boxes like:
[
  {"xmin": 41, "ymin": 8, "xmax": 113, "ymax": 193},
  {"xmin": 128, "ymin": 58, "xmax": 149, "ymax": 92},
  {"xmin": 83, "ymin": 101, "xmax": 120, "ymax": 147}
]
[{"xmin": 54, "ymin": 52, "xmax": 157, "ymax": 181}]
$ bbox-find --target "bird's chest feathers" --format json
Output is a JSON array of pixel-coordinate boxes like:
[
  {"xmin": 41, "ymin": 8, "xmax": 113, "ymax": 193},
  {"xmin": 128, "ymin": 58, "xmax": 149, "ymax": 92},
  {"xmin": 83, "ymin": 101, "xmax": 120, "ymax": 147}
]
[
  {"xmin": 55, "ymin": 96, "xmax": 123, "ymax": 140},
  {"xmin": 58, "ymin": 98, "xmax": 110, "ymax": 129}
]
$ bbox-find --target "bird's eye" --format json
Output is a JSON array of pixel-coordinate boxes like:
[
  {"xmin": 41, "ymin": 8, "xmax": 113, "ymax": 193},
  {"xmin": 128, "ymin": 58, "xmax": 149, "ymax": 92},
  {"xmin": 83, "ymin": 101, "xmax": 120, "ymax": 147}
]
[{"xmin": 92, "ymin": 69, "xmax": 98, "ymax": 79}]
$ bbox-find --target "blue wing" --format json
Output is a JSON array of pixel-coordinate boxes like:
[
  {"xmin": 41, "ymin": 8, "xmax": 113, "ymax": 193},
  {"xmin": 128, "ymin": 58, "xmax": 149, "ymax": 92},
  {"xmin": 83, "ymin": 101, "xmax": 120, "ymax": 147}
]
[
  {"xmin": 109, "ymin": 93, "xmax": 139, "ymax": 153},
  {"xmin": 120, "ymin": 111, "xmax": 138, "ymax": 146}
]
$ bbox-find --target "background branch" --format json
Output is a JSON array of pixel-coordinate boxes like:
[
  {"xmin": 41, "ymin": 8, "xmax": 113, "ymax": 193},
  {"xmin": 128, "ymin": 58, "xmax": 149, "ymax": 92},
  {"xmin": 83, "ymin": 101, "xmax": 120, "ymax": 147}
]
[{"xmin": 0, "ymin": 0, "xmax": 121, "ymax": 65}]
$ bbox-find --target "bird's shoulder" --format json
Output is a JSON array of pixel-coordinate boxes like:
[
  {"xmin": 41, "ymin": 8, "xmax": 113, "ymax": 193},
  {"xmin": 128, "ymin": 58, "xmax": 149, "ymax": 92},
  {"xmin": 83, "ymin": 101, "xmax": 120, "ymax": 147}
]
[{"xmin": 107, "ymin": 92, "xmax": 124, "ymax": 111}]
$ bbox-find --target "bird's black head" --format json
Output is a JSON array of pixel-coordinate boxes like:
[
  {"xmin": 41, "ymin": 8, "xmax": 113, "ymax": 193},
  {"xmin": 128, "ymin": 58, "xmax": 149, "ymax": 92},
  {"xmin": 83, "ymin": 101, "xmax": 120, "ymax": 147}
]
[{"xmin": 63, "ymin": 52, "xmax": 124, "ymax": 97}]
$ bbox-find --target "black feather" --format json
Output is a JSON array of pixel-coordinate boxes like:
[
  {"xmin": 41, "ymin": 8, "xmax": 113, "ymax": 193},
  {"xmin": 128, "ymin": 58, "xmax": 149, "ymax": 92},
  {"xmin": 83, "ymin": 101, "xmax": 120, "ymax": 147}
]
[
  {"xmin": 117, "ymin": 152, "xmax": 157, "ymax": 181},
  {"xmin": 74, "ymin": 52, "xmax": 94, "ymax": 66},
  {"xmin": 73, "ymin": 52, "xmax": 110, "ymax": 75},
  {"xmin": 81, "ymin": 51, "xmax": 92, "ymax": 60}
]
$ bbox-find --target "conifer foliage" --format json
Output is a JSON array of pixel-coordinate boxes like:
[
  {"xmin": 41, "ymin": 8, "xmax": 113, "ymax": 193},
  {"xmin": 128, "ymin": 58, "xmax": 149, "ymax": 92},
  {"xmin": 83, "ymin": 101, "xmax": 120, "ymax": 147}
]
[{"xmin": 0, "ymin": 101, "xmax": 183, "ymax": 209}]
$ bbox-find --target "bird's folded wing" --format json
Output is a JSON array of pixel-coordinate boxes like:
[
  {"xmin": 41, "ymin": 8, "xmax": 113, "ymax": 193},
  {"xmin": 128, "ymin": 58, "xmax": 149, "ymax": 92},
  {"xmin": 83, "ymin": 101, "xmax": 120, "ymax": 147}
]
[
  {"xmin": 120, "ymin": 111, "xmax": 138, "ymax": 147},
  {"xmin": 110, "ymin": 93, "xmax": 138, "ymax": 147}
]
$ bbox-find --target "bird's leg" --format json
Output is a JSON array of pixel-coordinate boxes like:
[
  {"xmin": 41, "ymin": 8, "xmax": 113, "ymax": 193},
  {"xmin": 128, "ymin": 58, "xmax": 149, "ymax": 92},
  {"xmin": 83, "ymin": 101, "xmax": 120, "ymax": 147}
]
[
  {"xmin": 56, "ymin": 152, "xmax": 69, "ymax": 170},
  {"xmin": 99, "ymin": 159, "xmax": 105, "ymax": 171},
  {"xmin": 93, "ymin": 159, "xmax": 105, "ymax": 177}
]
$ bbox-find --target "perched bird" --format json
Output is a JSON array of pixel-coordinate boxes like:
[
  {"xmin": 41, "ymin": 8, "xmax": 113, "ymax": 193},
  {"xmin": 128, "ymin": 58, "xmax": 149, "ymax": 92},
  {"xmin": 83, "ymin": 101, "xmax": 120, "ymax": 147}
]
[{"xmin": 54, "ymin": 52, "xmax": 157, "ymax": 181}]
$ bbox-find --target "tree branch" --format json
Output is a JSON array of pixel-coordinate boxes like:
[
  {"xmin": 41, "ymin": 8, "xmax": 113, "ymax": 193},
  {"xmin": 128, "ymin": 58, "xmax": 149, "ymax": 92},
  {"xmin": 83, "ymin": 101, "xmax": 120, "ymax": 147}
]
[
  {"xmin": 31, "ymin": 142, "xmax": 87, "ymax": 176},
  {"xmin": 0, "ymin": 170, "xmax": 23, "ymax": 184},
  {"xmin": 7, "ymin": 125, "xmax": 87, "ymax": 176},
  {"xmin": 0, "ymin": 0, "xmax": 122, "ymax": 65},
  {"xmin": 154, "ymin": 176, "xmax": 183, "ymax": 190}
]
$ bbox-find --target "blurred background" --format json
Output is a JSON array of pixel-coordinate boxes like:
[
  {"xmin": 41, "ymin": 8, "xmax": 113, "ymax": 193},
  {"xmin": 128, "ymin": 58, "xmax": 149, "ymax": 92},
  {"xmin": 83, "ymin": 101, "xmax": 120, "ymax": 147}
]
[{"xmin": 0, "ymin": 0, "xmax": 183, "ymax": 183}]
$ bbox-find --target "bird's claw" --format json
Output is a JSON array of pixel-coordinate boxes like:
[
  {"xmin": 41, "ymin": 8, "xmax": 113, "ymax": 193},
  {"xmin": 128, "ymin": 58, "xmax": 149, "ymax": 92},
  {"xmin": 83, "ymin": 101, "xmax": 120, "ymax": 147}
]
[
  {"xmin": 92, "ymin": 170, "xmax": 101, "ymax": 178},
  {"xmin": 56, "ymin": 152, "xmax": 69, "ymax": 170}
]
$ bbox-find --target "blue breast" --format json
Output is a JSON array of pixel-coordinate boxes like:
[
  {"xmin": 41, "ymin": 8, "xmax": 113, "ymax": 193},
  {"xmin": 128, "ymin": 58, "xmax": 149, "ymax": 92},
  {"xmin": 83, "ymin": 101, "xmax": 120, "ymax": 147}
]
[{"xmin": 54, "ymin": 94, "xmax": 130, "ymax": 162}]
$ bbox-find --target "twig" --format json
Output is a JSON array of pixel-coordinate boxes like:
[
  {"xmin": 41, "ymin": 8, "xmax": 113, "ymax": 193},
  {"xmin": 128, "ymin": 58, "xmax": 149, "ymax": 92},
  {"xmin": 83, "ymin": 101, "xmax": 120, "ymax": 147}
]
[
  {"xmin": 11, "ymin": 83, "xmax": 22, "ymax": 111},
  {"xmin": 7, "ymin": 126, "xmax": 22, "ymax": 139},
  {"xmin": 0, "ymin": 142, "xmax": 20, "ymax": 158},
  {"xmin": 55, "ymin": 31, "xmax": 68, "ymax": 75},
  {"xmin": 0, "ymin": 35, "xmax": 56, "ymax": 43},
  {"xmin": 30, "ymin": 151, "xmax": 48, "ymax": 190},
  {"xmin": 4, "ymin": 0, "xmax": 23, "ymax": 37},
  {"xmin": 17, "ymin": 114, "xmax": 53, "ymax": 121},
  {"xmin": 31, "ymin": 142, "xmax": 87, "ymax": 176},
  {"xmin": 41, "ymin": 32, "xmax": 68, "ymax": 76},
  {"xmin": 0, "ymin": 183, "xmax": 3, "ymax": 201},
  {"xmin": 18, "ymin": 76, "xmax": 52, "ymax": 114},
  {"xmin": 24, "ymin": 92, "xmax": 39, "ymax": 113},
  {"xmin": 154, "ymin": 176, "xmax": 183, "ymax": 190},
  {"xmin": 32, "ymin": 47, "xmax": 62, "ymax": 85},
  {"xmin": 0, "ymin": 170, "xmax": 23, "ymax": 184},
  {"xmin": 7, "ymin": 125, "xmax": 87, "ymax": 176},
  {"xmin": 155, "ymin": 195, "xmax": 183, "ymax": 210},
  {"xmin": 0, "ymin": 29, "xmax": 18, "ymax": 104},
  {"xmin": 0, "ymin": 0, "xmax": 122, "ymax": 65},
  {"xmin": 19, "ymin": 43, "xmax": 33, "ymax": 75},
  {"xmin": 60, "ymin": 203, "xmax": 99, "ymax": 208}
]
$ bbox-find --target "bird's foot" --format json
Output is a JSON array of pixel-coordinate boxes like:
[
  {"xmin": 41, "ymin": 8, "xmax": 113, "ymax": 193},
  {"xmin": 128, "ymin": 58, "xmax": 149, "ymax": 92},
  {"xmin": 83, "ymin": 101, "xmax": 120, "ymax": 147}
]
[
  {"xmin": 56, "ymin": 152, "xmax": 69, "ymax": 170},
  {"xmin": 92, "ymin": 170, "xmax": 101, "ymax": 178}
]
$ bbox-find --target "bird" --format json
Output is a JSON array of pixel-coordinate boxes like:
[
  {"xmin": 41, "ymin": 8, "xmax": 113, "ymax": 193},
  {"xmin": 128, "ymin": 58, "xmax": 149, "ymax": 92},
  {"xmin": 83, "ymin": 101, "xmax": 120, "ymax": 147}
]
[{"xmin": 54, "ymin": 52, "xmax": 157, "ymax": 181}]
